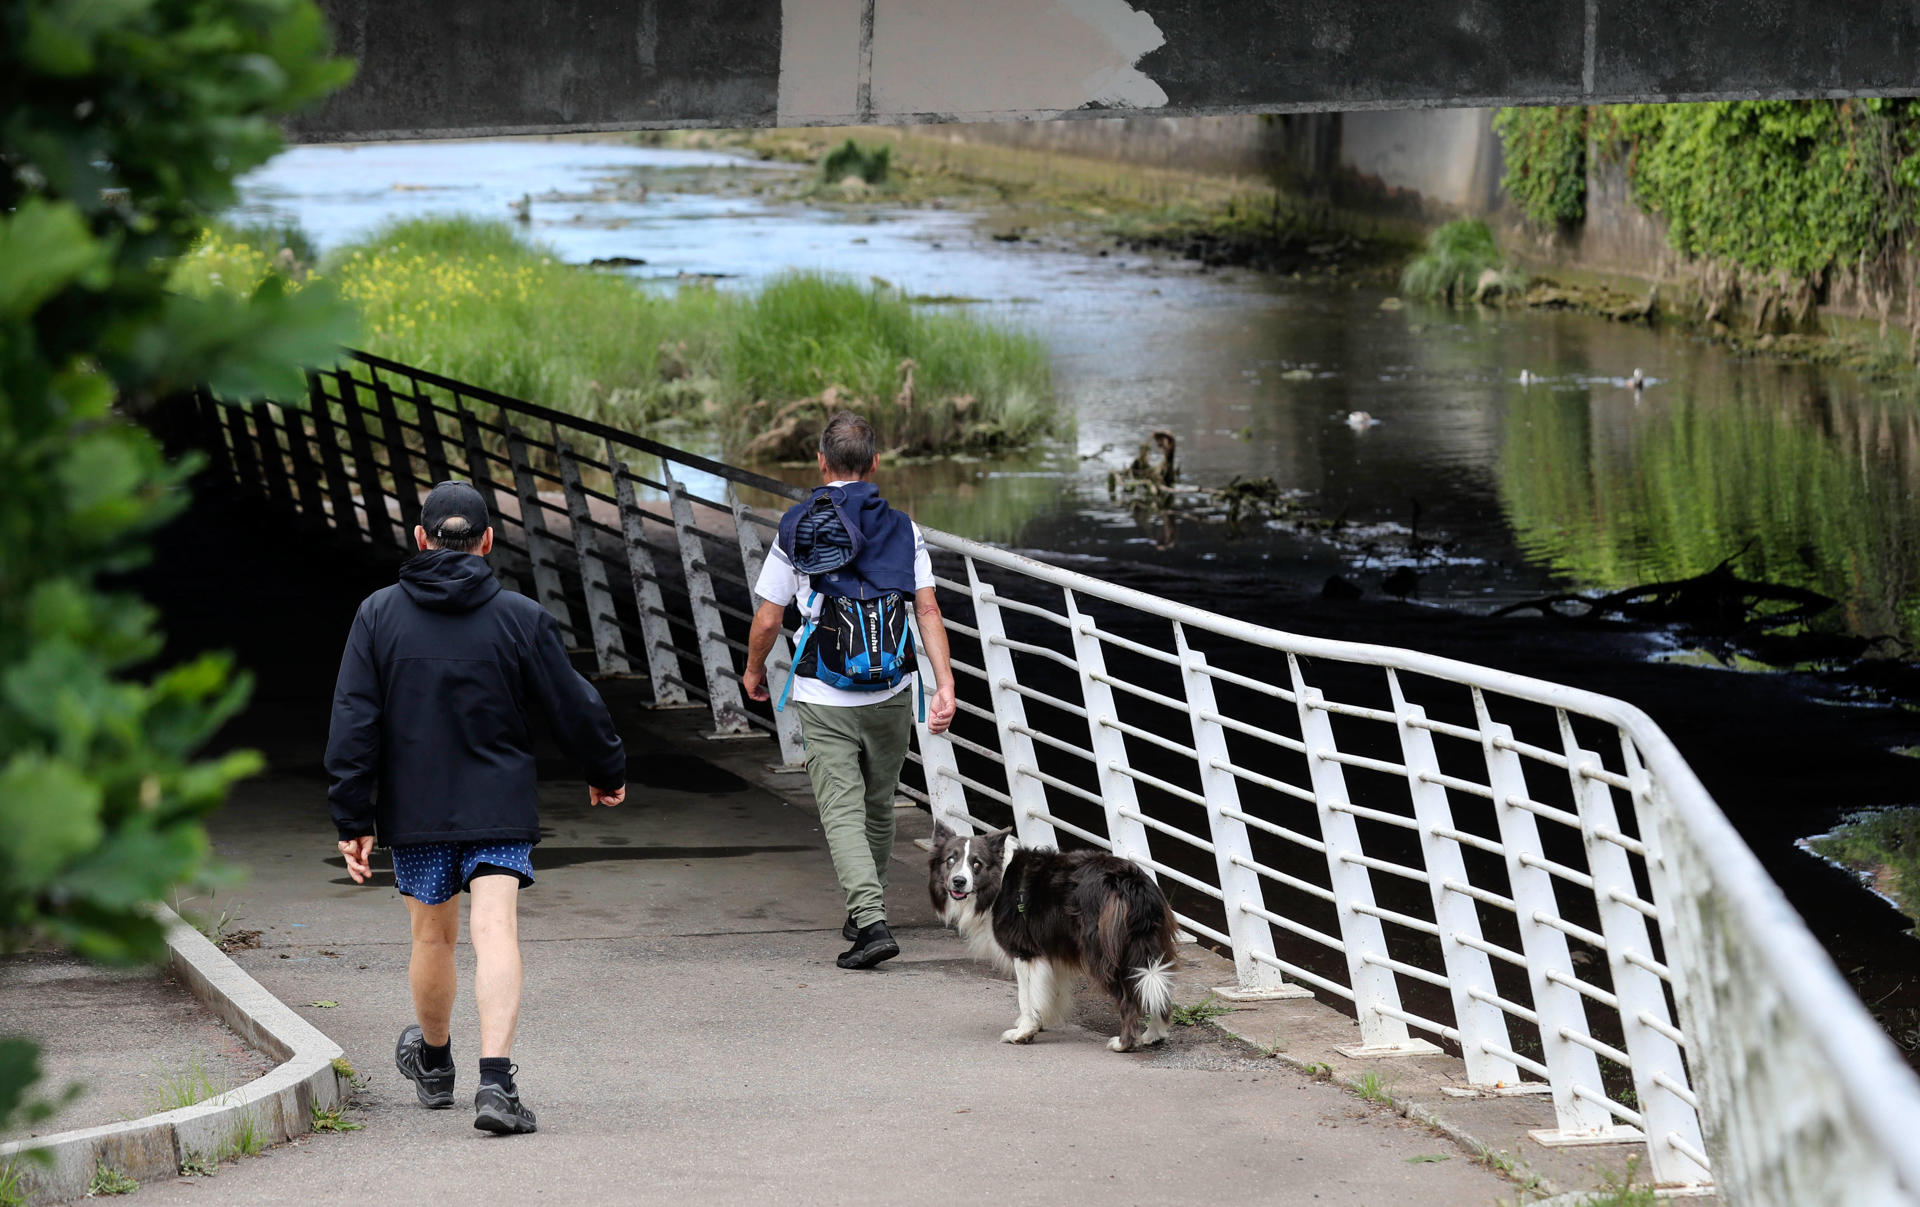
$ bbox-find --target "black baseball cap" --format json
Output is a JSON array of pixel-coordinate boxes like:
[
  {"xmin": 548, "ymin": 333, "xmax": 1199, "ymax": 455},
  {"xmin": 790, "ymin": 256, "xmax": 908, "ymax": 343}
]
[{"xmin": 420, "ymin": 481, "xmax": 490, "ymax": 542}]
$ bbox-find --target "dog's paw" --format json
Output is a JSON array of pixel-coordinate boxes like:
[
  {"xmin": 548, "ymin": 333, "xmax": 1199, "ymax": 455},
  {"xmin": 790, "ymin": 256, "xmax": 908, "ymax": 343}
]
[
  {"xmin": 1107, "ymin": 1035, "xmax": 1135, "ymax": 1052},
  {"xmin": 1001, "ymin": 1025, "xmax": 1039, "ymax": 1045}
]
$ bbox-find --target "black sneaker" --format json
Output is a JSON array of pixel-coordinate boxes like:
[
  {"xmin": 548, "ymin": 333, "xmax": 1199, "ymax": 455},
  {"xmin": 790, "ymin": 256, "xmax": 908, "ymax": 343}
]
[
  {"xmin": 837, "ymin": 920, "xmax": 900, "ymax": 970},
  {"xmin": 841, "ymin": 914, "xmax": 859, "ymax": 942},
  {"xmin": 394, "ymin": 1024, "xmax": 454, "ymax": 1109},
  {"xmin": 473, "ymin": 1077, "xmax": 537, "ymax": 1135}
]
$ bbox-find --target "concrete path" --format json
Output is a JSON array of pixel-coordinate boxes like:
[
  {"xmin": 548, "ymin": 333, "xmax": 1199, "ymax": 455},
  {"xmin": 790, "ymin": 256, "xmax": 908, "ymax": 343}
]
[{"xmin": 129, "ymin": 701, "xmax": 1513, "ymax": 1206}]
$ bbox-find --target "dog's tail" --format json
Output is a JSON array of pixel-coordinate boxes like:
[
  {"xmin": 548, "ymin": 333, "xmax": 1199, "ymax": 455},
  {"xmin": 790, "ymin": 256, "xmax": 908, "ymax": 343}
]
[{"xmin": 1130, "ymin": 956, "xmax": 1176, "ymax": 1021}]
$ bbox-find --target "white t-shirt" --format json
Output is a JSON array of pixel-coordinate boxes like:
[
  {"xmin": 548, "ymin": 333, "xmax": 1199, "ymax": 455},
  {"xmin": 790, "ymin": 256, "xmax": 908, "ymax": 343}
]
[{"xmin": 754, "ymin": 485, "xmax": 934, "ymax": 709}]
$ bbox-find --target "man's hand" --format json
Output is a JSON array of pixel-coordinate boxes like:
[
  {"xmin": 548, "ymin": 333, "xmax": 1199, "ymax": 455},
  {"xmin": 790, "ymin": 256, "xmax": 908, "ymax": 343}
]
[
  {"xmin": 338, "ymin": 836, "xmax": 374, "ymax": 884},
  {"xmin": 927, "ymin": 682, "xmax": 957, "ymax": 736},
  {"xmin": 742, "ymin": 662, "xmax": 769, "ymax": 702},
  {"xmin": 590, "ymin": 784, "xmax": 627, "ymax": 807}
]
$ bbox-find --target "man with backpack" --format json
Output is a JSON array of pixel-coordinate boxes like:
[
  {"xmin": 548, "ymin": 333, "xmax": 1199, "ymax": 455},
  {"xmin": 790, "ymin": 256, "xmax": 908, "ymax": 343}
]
[{"xmin": 741, "ymin": 412, "xmax": 957, "ymax": 969}]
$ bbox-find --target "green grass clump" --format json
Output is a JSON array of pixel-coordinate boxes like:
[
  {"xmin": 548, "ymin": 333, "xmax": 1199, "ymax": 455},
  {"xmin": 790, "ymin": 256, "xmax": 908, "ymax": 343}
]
[
  {"xmin": 270, "ymin": 216, "xmax": 1057, "ymax": 459},
  {"xmin": 1168, "ymin": 993, "xmax": 1234, "ymax": 1027},
  {"xmin": 148, "ymin": 1055, "xmax": 225, "ymax": 1113},
  {"xmin": 1399, "ymin": 219, "xmax": 1524, "ymax": 304},
  {"xmin": 311, "ymin": 1103, "xmax": 363, "ymax": 1133},
  {"xmin": 88, "ymin": 1165, "xmax": 138, "ymax": 1196},
  {"xmin": 721, "ymin": 272, "xmax": 1053, "ymax": 456},
  {"xmin": 0, "ymin": 1160, "xmax": 26, "ymax": 1207},
  {"xmin": 820, "ymin": 138, "xmax": 891, "ymax": 186}
]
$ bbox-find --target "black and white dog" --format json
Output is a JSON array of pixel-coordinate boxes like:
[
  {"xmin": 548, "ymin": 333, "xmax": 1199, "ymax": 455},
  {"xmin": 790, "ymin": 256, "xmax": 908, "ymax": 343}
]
[{"xmin": 929, "ymin": 822, "xmax": 1178, "ymax": 1051}]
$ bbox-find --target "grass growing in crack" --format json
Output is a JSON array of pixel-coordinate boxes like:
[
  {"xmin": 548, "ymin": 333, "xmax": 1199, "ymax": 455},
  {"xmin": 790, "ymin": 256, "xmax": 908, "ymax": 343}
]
[
  {"xmin": 1585, "ymin": 1157, "xmax": 1657, "ymax": 1206},
  {"xmin": 311, "ymin": 1103, "xmax": 364, "ymax": 1133},
  {"xmin": 179, "ymin": 1151, "xmax": 219, "ymax": 1178},
  {"xmin": 1169, "ymin": 993, "xmax": 1235, "ymax": 1027},
  {"xmin": 219, "ymin": 1107, "xmax": 266, "ymax": 1159},
  {"xmin": 1353, "ymin": 1070, "xmax": 1395, "ymax": 1103},
  {"xmin": 332, "ymin": 1056, "xmax": 369, "ymax": 1092},
  {"xmin": 88, "ymin": 1165, "xmax": 138, "ymax": 1196},
  {"xmin": 1302, "ymin": 1061, "xmax": 1333, "ymax": 1080},
  {"xmin": 147, "ymin": 1055, "xmax": 226, "ymax": 1113},
  {"xmin": 0, "ymin": 1160, "xmax": 26, "ymax": 1207}
]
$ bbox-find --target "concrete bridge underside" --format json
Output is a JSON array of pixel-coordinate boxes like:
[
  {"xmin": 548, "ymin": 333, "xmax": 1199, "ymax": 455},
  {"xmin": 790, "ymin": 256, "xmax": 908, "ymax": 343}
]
[{"xmin": 296, "ymin": 0, "xmax": 1920, "ymax": 143}]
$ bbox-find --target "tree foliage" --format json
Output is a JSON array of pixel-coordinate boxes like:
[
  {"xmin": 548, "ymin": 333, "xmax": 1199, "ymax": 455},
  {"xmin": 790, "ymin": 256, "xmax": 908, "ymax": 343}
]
[{"xmin": 0, "ymin": 0, "xmax": 354, "ymax": 1132}]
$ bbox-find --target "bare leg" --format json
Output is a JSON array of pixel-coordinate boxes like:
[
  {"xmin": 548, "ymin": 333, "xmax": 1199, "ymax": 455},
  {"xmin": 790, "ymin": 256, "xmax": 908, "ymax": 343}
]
[
  {"xmin": 469, "ymin": 875, "xmax": 523, "ymax": 1059},
  {"xmin": 405, "ymin": 896, "xmax": 460, "ymax": 1046}
]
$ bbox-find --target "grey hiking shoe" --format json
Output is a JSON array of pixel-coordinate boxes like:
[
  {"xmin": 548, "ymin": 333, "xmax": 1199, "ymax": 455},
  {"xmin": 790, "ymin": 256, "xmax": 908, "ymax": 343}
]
[
  {"xmin": 473, "ymin": 1076, "xmax": 537, "ymax": 1135},
  {"xmin": 394, "ymin": 1024, "xmax": 455, "ymax": 1109},
  {"xmin": 842, "ymin": 914, "xmax": 859, "ymax": 942}
]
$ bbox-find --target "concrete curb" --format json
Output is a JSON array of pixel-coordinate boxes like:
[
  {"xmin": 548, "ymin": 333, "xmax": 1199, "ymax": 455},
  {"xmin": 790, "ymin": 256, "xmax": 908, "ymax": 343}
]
[{"xmin": 0, "ymin": 906, "xmax": 345, "ymax": 1205}]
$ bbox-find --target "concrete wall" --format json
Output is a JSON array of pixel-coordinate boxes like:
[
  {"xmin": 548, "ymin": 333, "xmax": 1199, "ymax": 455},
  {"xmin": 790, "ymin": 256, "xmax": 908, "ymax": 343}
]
[{"xmin": 291, "ymin": 0, "xmax": 1920, "ymax": 142}]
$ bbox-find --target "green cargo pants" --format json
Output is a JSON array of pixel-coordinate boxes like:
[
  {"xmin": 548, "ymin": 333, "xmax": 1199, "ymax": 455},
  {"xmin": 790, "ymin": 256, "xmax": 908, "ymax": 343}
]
[{"xmin": 792, "ymin": 692, "xmax": 914, "ymax": 929}]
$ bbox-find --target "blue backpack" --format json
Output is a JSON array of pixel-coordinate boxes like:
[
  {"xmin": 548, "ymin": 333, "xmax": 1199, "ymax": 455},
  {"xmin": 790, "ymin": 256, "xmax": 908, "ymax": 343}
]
[{"xmin": 775, "ymin": 489, "xmax": 922, "ymax": 717}]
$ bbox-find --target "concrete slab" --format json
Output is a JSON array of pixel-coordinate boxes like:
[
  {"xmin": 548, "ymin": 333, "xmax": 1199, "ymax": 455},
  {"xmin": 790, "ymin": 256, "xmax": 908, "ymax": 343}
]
[
  {"xmin": 117, "ymin": 706, "xmax": 1518, "ymax": 1206},
  {"xmin": 0, "ymin": 955, "xmax": 271, "ymax": 1138}
]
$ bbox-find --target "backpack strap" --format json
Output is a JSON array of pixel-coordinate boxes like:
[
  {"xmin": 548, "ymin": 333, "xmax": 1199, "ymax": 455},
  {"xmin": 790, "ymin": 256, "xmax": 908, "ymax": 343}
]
[{"xmin": 776, "ymin": 591, "xmax": 820, "ymax": 713}]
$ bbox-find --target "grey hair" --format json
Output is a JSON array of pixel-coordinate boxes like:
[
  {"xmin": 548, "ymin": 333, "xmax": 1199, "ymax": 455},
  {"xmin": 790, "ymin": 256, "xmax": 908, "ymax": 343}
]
[
  {"xmin": 426, "ymin": 515, "xmax": 485, "ymax": 553},
  {"xmin": 819, "ymin": 411, "xmax": 878, "ymax": 478}
]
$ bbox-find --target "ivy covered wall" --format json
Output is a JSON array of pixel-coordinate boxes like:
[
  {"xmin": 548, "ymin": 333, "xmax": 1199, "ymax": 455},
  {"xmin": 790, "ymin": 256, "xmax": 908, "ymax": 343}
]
[{"xmin": 1494, "ymin": 100, "xmax": 1920, "ymax": 330}]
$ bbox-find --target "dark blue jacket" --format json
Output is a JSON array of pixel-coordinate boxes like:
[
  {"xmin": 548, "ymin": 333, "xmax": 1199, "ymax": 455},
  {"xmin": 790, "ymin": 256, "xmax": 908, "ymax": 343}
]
[
  {"xmin": 775, "ymin": 481, "xmax": 918, "ymax": 599},
  {"xmin": 325, "ymin": 549, "xmax": 625, "ymax": 845}
]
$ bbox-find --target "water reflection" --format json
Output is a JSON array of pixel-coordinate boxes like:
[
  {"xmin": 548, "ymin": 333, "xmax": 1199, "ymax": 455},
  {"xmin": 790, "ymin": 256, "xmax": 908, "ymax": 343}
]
[
  {"xmin": 1500, "ymin": 363, "xmax": 1920, "ymax": 649},
  {"xmin": 1805, "ymin": 808, "xmax": 1920, "ymax": 937}
]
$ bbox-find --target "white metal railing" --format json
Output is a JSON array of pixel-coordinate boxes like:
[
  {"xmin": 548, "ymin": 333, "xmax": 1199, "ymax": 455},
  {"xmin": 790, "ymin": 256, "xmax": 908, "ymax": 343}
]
[{"xmin": 181, "ymin": 352, "xmax": 1920, "ymax": 1205}]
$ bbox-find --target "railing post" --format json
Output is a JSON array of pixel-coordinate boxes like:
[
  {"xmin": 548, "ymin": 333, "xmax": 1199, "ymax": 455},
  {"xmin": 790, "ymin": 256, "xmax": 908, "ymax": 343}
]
[
  {"xmin": 1617, "ymin": 736, "xmax": 1716, "ymax": 1190},
  {"xmin": 609, "ymin": 446, "xmax": 689, "ymax": 707},
  {"xmin": 373, "ymin": 379, "xmax": 423, "ymax": 533},
  {"xmin": 915, "ymin": 715, "xmax": 974, "ymax": 837},
  {"xmin": 1560, "ymin": 714, "xmax": 1711, "ymax": 1187},
  {"xmin": 249, "ymin": 401, "xmax": 295, "ymax": 510},
  {"xmin": 1387, "ymin": 671, "xmax": 1522, "ymax": 1087},
  {"xmin": 194, "ymin": 388, "xmax": 238, "ymax": 487},
  {"xmin": 455, "ymin": 407, "xmax": 526, "ymax": 594},
  {"xmin": 506, "ymin": 424, "xmax": 575, "ymax": 636},
  {"xmin": 278, "ymin": 402, "xmax": 326, "ymax": 528},
  {"xmin": 1472, "ymin": 690, "xmax": 1623, "ymax": 1142},
  {"xmin": 556, "ymin": 437, "xmax": 630, "ymax": 677},
  {"xmin": 1290, "ymin": 655, "xmax": 1437, "ymax": 1056},
  {"xmin": 336, "ymin": 374, "xmax": 396, "ymax": 546},
  {"xmin": 966, "ymin": 561, "xmax": 1058, "ymax": 847},
  {"xmin": 661, "ymin": 460, "xmax": 750, "ymax": 737},
  {"xmin": 415, "ymin": 395, "xmax": 454, "ymax": 485},
  {"xmin": 306, "ymin": 373, "xmax": 361, "ymax": 540},
  {"xmin": 222, "ymin": 402, "xmax": 262, "ymax": 498},
  {"xmin": 1175, "ymin": 625, "xmax": 1310, "ymax": 1001},
  {"xmin": 728, "ymin": 491, "xmax": 804, "ymax": 768},
  {"xmin": 1063, "ymin": 593, "xmax": 1157, "ymax": 868}
]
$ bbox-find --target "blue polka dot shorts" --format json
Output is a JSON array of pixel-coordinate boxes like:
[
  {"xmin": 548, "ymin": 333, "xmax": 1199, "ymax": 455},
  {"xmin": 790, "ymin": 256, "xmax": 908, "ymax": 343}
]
[{"xmin": 391, "ymin": 842, "xmax": 535, "ymax": 905}]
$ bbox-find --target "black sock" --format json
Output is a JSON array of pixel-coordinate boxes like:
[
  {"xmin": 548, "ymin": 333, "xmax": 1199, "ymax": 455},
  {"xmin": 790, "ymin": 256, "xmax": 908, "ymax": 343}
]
[
  {"xmin": 479, "ymin": 1057, "xmax": 514, "ymax": 1091},
  {"xmin": 420, "ymin": 1037, "xmax": 452, "ymax": 1070}
]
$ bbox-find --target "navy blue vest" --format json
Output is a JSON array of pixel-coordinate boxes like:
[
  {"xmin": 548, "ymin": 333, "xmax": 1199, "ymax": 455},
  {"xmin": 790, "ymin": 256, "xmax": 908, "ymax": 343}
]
[{"xmin": 775, "ymin": 482, "xmax": 917, "ymax": 600}]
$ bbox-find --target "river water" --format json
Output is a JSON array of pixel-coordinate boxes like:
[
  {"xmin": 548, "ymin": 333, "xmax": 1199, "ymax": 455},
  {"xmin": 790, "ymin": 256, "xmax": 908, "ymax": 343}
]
[{"xmin": 238, "ymin": 138, "xmax": 1920, "ymax": 660}]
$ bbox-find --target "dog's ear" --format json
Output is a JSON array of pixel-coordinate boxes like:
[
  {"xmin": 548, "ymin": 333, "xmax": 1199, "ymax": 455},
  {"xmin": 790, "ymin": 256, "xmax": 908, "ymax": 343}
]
[
  {"xmin": 932, "ymin": 818, "xmax": 957, "ymax": 844},
  {"xmin": 982, "ymin": 826, "xmax": 1014, "ymax": 845}
]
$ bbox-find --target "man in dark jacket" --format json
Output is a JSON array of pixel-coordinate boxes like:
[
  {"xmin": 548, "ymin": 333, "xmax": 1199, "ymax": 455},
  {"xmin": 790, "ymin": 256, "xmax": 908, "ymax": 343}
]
[{"xmin": 327, "ymin": 481, "xmax": 626, "ymax": 1135}]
